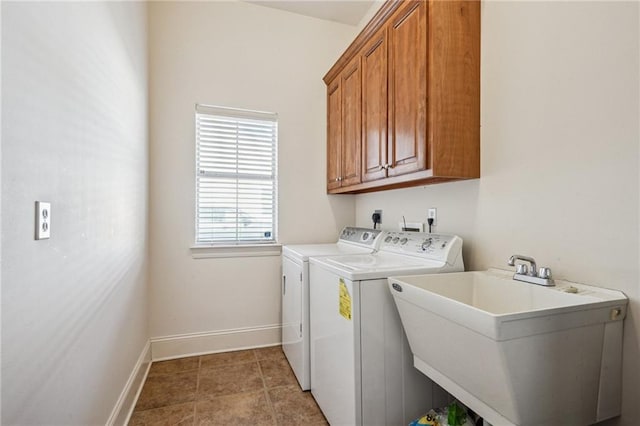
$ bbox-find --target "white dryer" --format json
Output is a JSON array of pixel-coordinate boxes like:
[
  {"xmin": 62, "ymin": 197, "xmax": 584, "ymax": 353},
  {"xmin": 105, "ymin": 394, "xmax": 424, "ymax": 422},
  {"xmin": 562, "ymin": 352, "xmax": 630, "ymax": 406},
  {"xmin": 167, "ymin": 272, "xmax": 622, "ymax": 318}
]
[
  {"xmin": 281, "ymin": 227, "xmax": 384, "ymax": 390},
  {"xmin": 309, "ymin": 232, "xmax": 464, "ymax": 426}
]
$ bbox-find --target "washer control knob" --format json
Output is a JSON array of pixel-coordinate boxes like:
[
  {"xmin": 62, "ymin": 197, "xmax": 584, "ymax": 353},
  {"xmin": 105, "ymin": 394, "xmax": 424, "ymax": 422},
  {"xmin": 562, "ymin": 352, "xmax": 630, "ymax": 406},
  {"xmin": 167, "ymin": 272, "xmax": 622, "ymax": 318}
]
[
  {"xmin": 400, "ymin": 238, "xmax": 408, "ymax": 245},
  {"xmin": 384, "ymin": 236, "xmax": 392, "ymax": 243},
  {"xmin": 392, "ymin": 237, "xmax": 400, "ymax": 244},
  {"xmin": 362, "ymin": 232, "xmax": 370, "ymax": 240},
  {"xmin": 421, "ymin": 238, "xmax": 433, "ymax": 251}
]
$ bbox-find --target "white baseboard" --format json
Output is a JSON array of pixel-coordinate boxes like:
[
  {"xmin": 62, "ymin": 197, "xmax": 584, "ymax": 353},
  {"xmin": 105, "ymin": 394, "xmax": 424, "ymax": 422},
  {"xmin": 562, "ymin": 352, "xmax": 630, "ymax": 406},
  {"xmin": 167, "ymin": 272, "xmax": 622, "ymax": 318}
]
[
  {"xmin": 107, "ymin": 340, "xmax": 152, "ymax": 426},
  {"xmin": 150, "ymin": 324, "xmax": 282, "ymax": 361}
]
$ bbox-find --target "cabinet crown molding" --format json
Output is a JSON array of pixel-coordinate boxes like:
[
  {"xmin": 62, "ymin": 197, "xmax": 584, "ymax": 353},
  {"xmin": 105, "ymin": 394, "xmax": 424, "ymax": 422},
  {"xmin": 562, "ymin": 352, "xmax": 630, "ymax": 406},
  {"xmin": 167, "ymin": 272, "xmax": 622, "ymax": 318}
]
[{"xmin": 323, "ymin": 0, "xmax": 404, "ymax": 84}]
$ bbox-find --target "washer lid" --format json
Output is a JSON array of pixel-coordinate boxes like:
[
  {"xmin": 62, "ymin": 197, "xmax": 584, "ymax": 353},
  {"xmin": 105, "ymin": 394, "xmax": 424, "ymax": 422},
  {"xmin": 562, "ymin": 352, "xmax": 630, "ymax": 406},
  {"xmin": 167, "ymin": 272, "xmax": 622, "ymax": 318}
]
[
  {"xmin": 310, "ymin": 251, "xmax": 455, "ymax": 281},
  {"xmin": 283, "ymin": 243, "xmax": 374, "ymax": 263}
]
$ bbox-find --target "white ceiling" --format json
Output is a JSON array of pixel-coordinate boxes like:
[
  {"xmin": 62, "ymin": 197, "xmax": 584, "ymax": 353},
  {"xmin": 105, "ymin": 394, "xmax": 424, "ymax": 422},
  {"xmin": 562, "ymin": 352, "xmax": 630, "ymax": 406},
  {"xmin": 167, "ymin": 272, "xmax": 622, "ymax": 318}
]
[{"xmin": 245, "ymin": 1, "xmax": 375, "ymax": 26}]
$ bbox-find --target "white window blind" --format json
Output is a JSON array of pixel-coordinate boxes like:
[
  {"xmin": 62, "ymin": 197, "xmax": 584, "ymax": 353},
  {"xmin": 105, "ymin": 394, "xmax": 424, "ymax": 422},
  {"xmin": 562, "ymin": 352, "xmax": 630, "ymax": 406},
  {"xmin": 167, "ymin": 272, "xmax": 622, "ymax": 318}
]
[{"xmin": 195, "ymin": 104, "xmax": 277, "ymax": 244}]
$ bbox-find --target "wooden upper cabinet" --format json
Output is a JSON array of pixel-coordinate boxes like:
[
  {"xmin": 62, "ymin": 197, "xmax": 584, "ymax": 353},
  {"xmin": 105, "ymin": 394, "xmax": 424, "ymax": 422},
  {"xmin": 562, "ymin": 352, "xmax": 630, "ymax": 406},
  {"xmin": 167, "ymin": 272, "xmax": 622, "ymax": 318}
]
[
  {"xmin": 324, "ymin": 0, "xmax": 480, "ymax": 194},
  {"xmin": 429, "ymin": 0, "xmax": 481, "ymax": 178},
  {"xmin": 326, "ymin": 56, "xmax": 362, "ymax": 189},
  {"xmin": 387, "ymin": 1, "xmax": 427, "ymax": 177},
  {"xmin": 340, "ymin": 57, "xmax": 362, "ymax": 187},
  {"xmin": 361, "ymin": 28, "xmax": 388, "ymax": 183},
  {"xmin": 326, "ymin": 78, "xmax": 342, "ymax": 190}
]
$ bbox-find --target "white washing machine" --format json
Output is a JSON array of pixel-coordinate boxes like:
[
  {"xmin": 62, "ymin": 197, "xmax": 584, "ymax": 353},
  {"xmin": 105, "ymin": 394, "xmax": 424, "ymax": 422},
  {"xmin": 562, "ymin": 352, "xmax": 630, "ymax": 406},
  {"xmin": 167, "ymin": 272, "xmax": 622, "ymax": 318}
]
[
  {"xmin": 281, "ymin": 227, "xmax": 385, "ymax": 391},
  {"xmin": 309, "ymin": 232, "xmax": 464, "ymax": 426}
]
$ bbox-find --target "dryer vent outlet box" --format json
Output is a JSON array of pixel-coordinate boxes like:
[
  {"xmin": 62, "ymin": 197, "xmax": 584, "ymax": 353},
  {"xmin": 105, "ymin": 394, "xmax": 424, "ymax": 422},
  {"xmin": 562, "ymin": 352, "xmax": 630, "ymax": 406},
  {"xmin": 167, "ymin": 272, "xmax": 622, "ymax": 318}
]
[{"xmin": 398, "ymin": 222, "xmax": 423, "ymax": 232}]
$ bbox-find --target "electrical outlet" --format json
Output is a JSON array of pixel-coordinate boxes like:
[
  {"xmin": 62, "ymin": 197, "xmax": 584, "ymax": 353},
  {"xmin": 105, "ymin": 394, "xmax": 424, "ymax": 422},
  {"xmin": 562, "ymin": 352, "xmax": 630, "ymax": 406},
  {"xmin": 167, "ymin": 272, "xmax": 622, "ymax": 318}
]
[
  {"xmin": 427, "ymin": 208, "xmax": 437, "ymax": 227},
  {"xmin": 35, "ymin": 201, "xmax": 51, "ymax": 240},
  {"xmin": 374, "ymin": 209, "xmax": 382, "ymax": 224}
]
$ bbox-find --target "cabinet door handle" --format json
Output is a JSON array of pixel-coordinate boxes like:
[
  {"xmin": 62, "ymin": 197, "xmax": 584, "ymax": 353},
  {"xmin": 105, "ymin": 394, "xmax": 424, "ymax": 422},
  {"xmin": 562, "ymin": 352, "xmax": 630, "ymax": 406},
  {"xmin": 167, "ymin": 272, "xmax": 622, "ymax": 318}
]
[{"xmin": 283, "ymin": 275, "xmax": 286, "ymax": 295}]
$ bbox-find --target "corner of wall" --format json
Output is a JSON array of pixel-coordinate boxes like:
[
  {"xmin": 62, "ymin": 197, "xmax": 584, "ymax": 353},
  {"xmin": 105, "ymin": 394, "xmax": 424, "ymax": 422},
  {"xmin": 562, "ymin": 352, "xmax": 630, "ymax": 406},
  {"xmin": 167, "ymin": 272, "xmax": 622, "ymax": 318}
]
[
  {"xmin": 107, "ymin": 341, "xmax": 152, "ymax": 426},
  {"xmin": 356, "ymin": 0, "xmax": 385, "ymax": 31}
]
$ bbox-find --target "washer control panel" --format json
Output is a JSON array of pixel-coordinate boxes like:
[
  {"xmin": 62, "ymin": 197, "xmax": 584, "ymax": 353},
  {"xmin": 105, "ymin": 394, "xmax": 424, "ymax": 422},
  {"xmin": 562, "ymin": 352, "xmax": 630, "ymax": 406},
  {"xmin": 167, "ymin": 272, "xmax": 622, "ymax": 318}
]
[
  {"xmin": 380, "ymin": 231, "xmax": 462, "ymax": 263},
  {"xmin": 339, "ymin": 227, "xmax": 384, "ymax": 247}
]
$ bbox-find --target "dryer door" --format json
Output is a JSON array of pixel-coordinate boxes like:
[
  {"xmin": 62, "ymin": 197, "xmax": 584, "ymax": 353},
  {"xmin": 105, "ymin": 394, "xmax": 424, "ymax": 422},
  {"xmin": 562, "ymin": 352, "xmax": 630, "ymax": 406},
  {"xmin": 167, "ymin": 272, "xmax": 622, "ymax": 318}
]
[{"xmin": 282, "ymin": 256, "xmax": 304, "ymax": 386}]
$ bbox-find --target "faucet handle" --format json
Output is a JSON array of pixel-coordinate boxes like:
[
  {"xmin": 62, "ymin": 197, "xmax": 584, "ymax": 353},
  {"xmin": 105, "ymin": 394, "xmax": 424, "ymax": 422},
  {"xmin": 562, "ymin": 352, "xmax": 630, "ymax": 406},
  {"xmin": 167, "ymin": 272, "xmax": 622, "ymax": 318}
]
[
  {"xmin": 516, "ymin": 264, "xmax": 528, "ymax": 275},
  {"xmin": 538, "ymin": 267, "xmax": 552, "ymax": 279}
]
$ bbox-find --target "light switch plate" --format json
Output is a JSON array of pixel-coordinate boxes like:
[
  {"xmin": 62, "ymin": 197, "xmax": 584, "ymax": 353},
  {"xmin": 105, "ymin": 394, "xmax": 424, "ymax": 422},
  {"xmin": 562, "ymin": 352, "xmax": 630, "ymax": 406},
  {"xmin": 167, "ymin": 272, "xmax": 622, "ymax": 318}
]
[{"xmin": 35, "ymin": 201, "xmax": 51, "ymax": 240}]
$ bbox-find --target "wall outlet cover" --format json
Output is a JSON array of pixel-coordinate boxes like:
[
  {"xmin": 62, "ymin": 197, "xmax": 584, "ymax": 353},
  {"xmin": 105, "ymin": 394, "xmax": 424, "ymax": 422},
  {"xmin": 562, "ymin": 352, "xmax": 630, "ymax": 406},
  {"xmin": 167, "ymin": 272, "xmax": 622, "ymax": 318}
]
[
  {"xmin": 35, "ymin": 201, "xmax": 51, "ymax": 240},
  {"xmin": 374, "ymin": 209, "xmax": 382, "ymax": 224},
  {"xmin": 427, "ymin": 208, "xmax": 437, "ymax": 227}
]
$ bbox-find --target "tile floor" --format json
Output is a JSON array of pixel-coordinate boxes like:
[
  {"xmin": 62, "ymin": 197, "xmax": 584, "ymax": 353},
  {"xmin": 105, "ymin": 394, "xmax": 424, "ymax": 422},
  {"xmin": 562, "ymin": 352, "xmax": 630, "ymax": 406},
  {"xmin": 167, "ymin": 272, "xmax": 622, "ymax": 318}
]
[{"xmin": 129, "ymin": 346, "xmax": 327, "ymax": 426}]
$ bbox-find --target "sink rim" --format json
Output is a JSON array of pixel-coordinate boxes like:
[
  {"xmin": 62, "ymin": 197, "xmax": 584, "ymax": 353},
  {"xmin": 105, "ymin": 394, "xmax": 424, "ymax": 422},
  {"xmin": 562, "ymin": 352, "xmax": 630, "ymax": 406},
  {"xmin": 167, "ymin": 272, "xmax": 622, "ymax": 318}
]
[
  {"xmin": 388, "ymin": 268, "xmax": 628, "ymax": 341},
  {"xmin": 389, "ymin": 268, "xmax": 627, "ymax": 317}
]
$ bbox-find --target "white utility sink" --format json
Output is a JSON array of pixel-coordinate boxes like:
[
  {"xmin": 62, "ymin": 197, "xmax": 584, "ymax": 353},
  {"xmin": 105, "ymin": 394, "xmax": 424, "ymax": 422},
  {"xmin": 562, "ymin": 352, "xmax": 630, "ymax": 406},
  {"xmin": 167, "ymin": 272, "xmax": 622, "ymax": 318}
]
[{"xmin": 388, "ymin": 269, "xmax": 628, "ymax": 426}]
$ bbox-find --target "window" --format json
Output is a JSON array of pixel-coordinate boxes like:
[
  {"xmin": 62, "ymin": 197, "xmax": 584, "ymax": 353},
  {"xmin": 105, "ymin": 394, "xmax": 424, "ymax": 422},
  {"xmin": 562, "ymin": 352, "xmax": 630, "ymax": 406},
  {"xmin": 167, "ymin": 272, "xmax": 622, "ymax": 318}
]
[{"xmin": 195, "ymin": 104, "xmax": 277, "ymax": 245}]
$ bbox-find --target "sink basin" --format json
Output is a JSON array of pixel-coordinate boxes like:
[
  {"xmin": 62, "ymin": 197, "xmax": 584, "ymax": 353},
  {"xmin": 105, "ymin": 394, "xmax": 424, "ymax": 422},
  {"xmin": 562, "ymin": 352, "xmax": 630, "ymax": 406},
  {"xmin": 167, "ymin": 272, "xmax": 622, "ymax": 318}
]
[{"xmin": 388, "ymin": 269, "xmax": 628, "ymax": 426}]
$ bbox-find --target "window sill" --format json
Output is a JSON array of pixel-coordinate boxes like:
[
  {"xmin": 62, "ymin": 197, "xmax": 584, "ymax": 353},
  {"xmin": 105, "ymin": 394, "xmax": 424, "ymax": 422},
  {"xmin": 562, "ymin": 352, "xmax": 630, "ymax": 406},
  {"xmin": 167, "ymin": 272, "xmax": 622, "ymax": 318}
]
[{"xmin": 190, "ymin": 243, "xmax": 282, "ymax": 259}]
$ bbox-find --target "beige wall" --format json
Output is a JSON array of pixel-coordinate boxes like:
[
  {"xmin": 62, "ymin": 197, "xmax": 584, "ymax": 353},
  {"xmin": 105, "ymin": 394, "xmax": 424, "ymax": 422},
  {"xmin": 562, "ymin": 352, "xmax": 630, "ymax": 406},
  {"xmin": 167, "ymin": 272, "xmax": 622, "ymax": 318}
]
[
  {"xmin": 356, "ymin": 1, "xmax": 640, "ymax": 424},
  {"xmin": 1, "ymin": 2, "xmax": 149, "ymax": 424},
  {"xmin": 4, "ymin": 0, "xmax": 633, "ymax": 423},
  {"xmin": 356, "ymin": 0, "xmax": 386, "ymax": 30},
  {"xmin": 148, "ymin": 1, "xmax": 356, "ymax": 354}
]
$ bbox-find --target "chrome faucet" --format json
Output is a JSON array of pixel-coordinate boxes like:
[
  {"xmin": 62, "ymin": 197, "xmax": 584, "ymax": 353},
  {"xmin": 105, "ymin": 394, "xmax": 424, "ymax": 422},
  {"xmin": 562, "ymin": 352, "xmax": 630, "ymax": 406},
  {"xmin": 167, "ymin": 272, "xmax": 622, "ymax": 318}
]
[
  {"xmin": 508, "ymin": 254, "xmax": 554, "ymax": 286},
  {"xmin": 508, "ymin": 255, "xmax": 537, "ymax": 276}
]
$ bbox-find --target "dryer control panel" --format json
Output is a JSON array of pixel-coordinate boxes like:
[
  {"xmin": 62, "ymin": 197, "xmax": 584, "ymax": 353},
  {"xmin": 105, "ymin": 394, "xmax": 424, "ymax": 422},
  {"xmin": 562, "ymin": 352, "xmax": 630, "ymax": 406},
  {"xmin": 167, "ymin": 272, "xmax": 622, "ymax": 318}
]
[
  {"xmin": 339, "ymin": 227, "xmax": 384, "ymax": 248},
  {"xmin": 380, "ymin": 232, "xmax": 463, "ymax": 265}
]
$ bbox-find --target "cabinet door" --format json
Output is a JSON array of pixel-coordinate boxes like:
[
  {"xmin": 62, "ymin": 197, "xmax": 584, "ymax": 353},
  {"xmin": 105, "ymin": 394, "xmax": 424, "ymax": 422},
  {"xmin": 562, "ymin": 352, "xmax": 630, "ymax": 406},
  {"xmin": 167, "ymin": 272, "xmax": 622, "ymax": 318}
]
[
  {"xmin": 340, "ymin": 57, "xmax": 362, "ymax": 187},
  {"xmin": 387, "ymin": 1, "xmax": 427, "ymax": 177},
  {"xmin": 326, "ymin": 78, "xmax": 342, "ymax": 190},
  {"xmin": 361, "ymin": 29, "xmax": 388, "ymax": 182}
]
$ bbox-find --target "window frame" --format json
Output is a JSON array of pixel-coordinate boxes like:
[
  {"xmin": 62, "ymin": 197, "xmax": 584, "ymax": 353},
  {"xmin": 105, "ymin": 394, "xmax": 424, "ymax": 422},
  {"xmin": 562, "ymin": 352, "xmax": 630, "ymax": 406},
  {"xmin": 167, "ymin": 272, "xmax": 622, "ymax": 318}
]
[{"xmin": 193, "ymin": 104, "xmax": 279, "ymax": 249}]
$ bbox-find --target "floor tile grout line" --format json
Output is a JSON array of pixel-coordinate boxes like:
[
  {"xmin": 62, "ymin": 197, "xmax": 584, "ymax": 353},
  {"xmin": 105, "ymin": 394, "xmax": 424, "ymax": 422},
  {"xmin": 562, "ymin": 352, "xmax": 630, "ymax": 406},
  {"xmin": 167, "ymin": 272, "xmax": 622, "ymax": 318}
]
[
  {"xmin": 256, "ymin": 352, "xmax": 279, "ymax": 425},
  {"xmin": 192, "ymin": 356, "xmax": 202, "ymax": 424},
  {"xmin": 131, "ymin": 400, "xmax": 198, "ymax": 414},
  {"xmin": 196, "ymin": 358, "xmax": 266, "ymax": 401},
  {"xmin": 146, "ymin": 367, "xmax": 200, "ymax": 378},
  {"xmin": 264, "ymin": 388, "xmax": 279, "ymax": 426}
]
